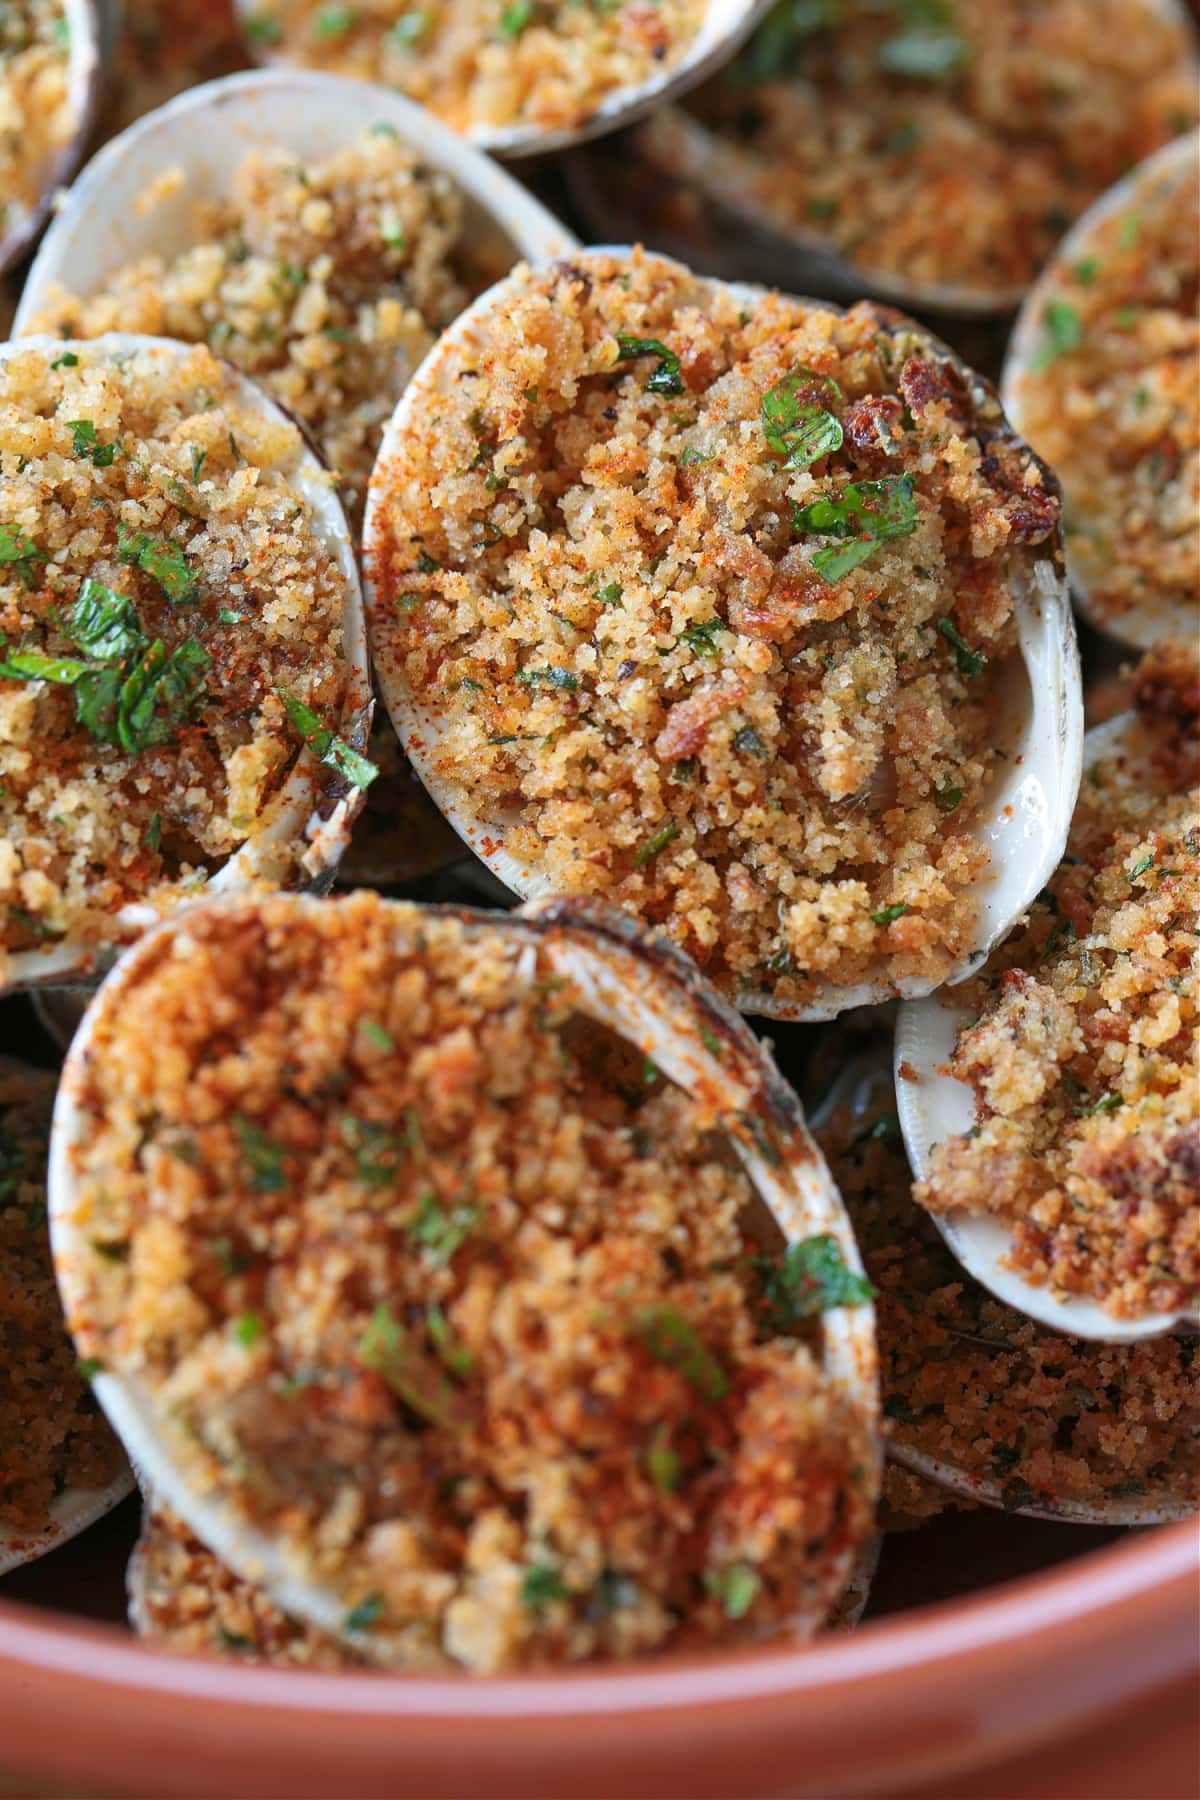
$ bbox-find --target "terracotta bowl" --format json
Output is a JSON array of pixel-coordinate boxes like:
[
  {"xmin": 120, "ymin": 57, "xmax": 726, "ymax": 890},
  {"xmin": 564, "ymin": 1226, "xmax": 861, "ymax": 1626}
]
[{"xmin": 0, "ymin": 1518, "xmax": 1194, "ymax": 1797}]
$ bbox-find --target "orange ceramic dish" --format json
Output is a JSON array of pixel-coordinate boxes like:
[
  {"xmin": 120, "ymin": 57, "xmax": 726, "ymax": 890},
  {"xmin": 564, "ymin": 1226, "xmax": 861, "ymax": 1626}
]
[{"xmin": 0, "ymin": 1520, "xmax": 1194, "ymax": 1796}]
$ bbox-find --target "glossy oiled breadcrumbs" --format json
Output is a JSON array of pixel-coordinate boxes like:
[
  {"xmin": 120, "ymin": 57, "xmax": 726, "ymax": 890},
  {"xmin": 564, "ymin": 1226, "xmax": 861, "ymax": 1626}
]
[
  {"xmin": 240, "ymin": 0, "xmax": 705, "ymax": 137},
  {"xmin": 816, "ymin": 1061, "xmax": 1199, "ymax": 1522},
  {"xmin": 0, "ymin": 1063, "xmax": 125, "ymax": 1536},
  {"xmin": 917, "ymin": 651, "xmax": 1199, "ymax": 1320},
  {"xmin": 29, "ymin": 128, "xmax": 491, "ymax": 525},
  {"xmin": 368, "ymin": 250, "xmax": 1061, "ymax": 1009},
  {"xmin": 673, "ymin": 0, "xmax": 1197, "ymax": 298},
  {"xmin": 1008, "ymin": 140, "xmax": 1199, "ymax": 637},
  {"xmin": 0, "ymin": 0, "xmax": 73, "ymax": 240},
  {"xmin": 67, "ymin": 890, "xmax": 875, "ymax": 1670},
  {"xmin": 0, "ymin": 340, "xmax": 363, "ymax": 971}
]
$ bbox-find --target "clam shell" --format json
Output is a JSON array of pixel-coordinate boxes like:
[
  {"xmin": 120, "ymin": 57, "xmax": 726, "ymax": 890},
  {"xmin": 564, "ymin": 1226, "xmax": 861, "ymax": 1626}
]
[
  {"xmin": 362, "ymin": 246, "xmax": 1083, "ymax": 1022},
  {"xmin": 234, "ymin": 0, "xmax": 775, "ymax": 160},
  {"xmin": 811, "ymin": 1050, "xmax": 1196, "ymax": 1525},
  {"xmin": 567, "ymin": 0, "xmax": 1197, "ymax": 322},
  {"xmin": 895, "ymin": 713, "xmax": 1199, "ymax": 1344},
  {"xmin": 1001, "ymin": 131, "xmax": 1200, "ymax": 650},
  {"xmin": 0, "ymin": 0, "xmax": 105, "ymax": 278},
  {"xmin": 0, "ymin": 333, "xmax": 371, "ymax": 993},
  {"xmin": 14, "ymin": 66, "xmax": 578, "ymax": 338},
  {"xmin": 49, "ymin": 890, "xmax": 881, "ymax": 1658}
]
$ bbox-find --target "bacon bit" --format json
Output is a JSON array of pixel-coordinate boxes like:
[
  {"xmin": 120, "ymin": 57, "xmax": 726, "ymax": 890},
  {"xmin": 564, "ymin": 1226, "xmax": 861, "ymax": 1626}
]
[{"xmin": 654, "ymin": 682, "xmax": 747, "ymax": 762}]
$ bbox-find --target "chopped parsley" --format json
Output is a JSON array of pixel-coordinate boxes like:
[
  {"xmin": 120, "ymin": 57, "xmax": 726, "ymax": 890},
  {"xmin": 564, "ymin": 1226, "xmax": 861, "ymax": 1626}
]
[
  {"xmin": 387, "ymin": 11, "xmax": 427, "ymax": 48},
  {"xmin": 678, "ymin": 446, "xmax": 717, "ymax": 467},
  {"xmin": 1127, "ymin": 853, "xmax": 1155, "ymax": 883},
  {"xmin": 362, "ymin": 1020, "xmax": 394, "ymax": 1052},
  {"xmin": 233, "ymin": 1117, "xmax": 288, "ymax": 1192},
  {"xmin": 232, "ymin": 1310, "xmax": 264, "ymax": 1348},
  {"xmin": 792, "ymin": 474, "xmax": 918, "ymax": 583},
  {"xmin": 520, "ymin": 1564, "xmax": 566, "ymax": 1607},
  {"xmin": 116, "ymin": 524, "xmax": 198, "ymax": 605},
  {"xmin": 679, "ymin": 618, "xmax": 722, "ymax": 657},
  {"xmin": 498, "ymin": 0, "xmax": 533, "ymax": 37},
  {"xmin": 615, "ymin": 334, "xmax": 684, "ymax": 397},
  {"xmin": 344, "ymin": 1594, "xmax": 385, "ymax": 1632},
  {"xmin": 313, "ymin": 2, "xmax": 354, "ymax": 33},
  {"xmin": 356, "ymin": 1304, "xmax": 462, "ymax": 1427},
  {"xmin": 935, "ymin": 616, "xmax": 987, "ymax": 678},
  {"xmin": 934, "ymin": 783, "xmax": 964, "ymax": 813},
  {"xmin": 426, "ymin": 1303, "xmax": 472, "ymax": 1379},
  {"xmin": 50, "ymin": 350, "xmax": 79, "ymax": 369},
  {"xmin": 705, "ymin": 1563, "xmax": 759, "ymax": 1620},
  {"xmin": 515, "ymin": 666, "xmax": 580, "ymax": 691},
  {"xmin": 757, "ymin": 1233, "xmax": 874, "ymax": 1329},
  {"xmin": 144, "ymin": 812, "xmax": 162, "ymax": 852},
  {"xmin": 77, "ymin": 1357, "xmax": 105, "ymax": 1382},
  {"xmin": 66, "ymin": 419, "xmax": 118, "ymax": 467},
  {"xmin": 733, "ymin": 725, "xmax": 767, "ymax": 757},
  {"xmin": 645, "ymin": 1428, "xmax": 681, "ymax": 1492},
  {"xmin": 598, "ymin": 581, "xmax": 623, "ymax": 606},
  {"xmin": 190, "ymin": 445, "xmax": 207, "ymax": 484},
  {"xmin": 761, "ymin": 367, "xmax": 843, "ymax": 470},
  {"xmin": 409, "ymin": 1191, "xmax": 477, "ymax": 1264},
  {"xmin": 872, "ymin": 901, "xmax": 911, "ymax": 926},
  {"xmin": 1033, "ymin": 301, "xmax": 1083, "ymax": 371},
  {"xmin": 0, "ymin": 524, "xmax": 46, "ymax": 590},
  {"xmin": 633, "ymin": 1306, "xmax": 729, "ymax": 1402},
  {"xmin": 633, "ymin": 820, "xmax": 678, "ymax": 867},
  {"xmin": 244, "ymin": 10, "xmax": 282, "ymax": 40},
  {"xmin": 278, "ymin": 690, "xmax": 378, "ymax": 791}
]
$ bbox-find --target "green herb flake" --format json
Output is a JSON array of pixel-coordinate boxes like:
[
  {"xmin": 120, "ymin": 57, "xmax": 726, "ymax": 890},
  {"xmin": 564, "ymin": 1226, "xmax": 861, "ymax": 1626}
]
[
  {"xmin": 356, "ymin": 1304, "xmax": 462, "ymax": 1427},
  {"xmin": 116, "ymin": 524, "xmax": 198, "ymax": 605},
  {"xmin": 1034, "ymin": 301, "xmax": 1083, "ymax": 371},
  {"xmin": 678, "ymin": 446, "xmax": 717, "ymax": 467},
  {"xmin": 233, "ymin": 1116, "xmax": 288, "ymax": 1193},
  {"xmin": 244, "ymin": 10, "xmax": 282, "ymax": 41},
  {"xmin": 1127, "ymin": 853, "xmax": 1155, "ymax": 883},
  {"xmin": 426, "ymin": 1303, "xmax": 472, "ymax": 1378},
  {"xmin": 409, "ymin": 1191, "xmax": 477, "ymax": 1264},
  {"xmin": 380, "ymin": 211, "xmax": 406, "ymax": 249},
  {"xmin": 733, "ymin": 725, "xmax": 767, "ymax": 757},
  {"xmin": 386, "ymin": 11, "xmax": 426, "ymax": 49},
  {"xmin": 362, "ymin": 1020, "xmax": 394, "ymax": 1052},
  {"xmin": 190, "ymin": 445, "xmax": 208, "ymax": 483},
  {"xmin": 792, "ymin": 474, "xmax": 918, "ymax": 584},
  {"xmin": 51, "ymin": 351, "xmax": 79, "ymax": 369},
  {"xmin": 645, "ymin": 1429, "xmax": 681, "ymax": 1492},
  {"xmin": 1073, "ymin": 257, "xmax": 1101, "ymax": 285},
  {"xmin": 313, "ymin": 1, "xmax": 354, "ymax": 33},
  {"xmin": 232, "ymin": 1310, "xmax": 264, "ymax": 1348},
  {"xmin": 66, "ymin": 418, "xmax": 118, "ymax": 467},
  {"xmin": 633, "ymin": 1305, "xmax": 729, "ymax": 1402},
  {"xmin": 76, "ymin": 1357, "xmax": 104, "ymax": 1382},
  {"xmin": 521, "ymin": 1564, "xmax": 566, "ymax": 1607},
  {"xmin": 279, "ymin": 690, "xmax": 378, "ymax": 791},
  {"xmin": 934, "ymin": 783, "xmax": 964, "ymax": 813},
  {"xmin": 344, "ymin": 1594, "xmax": 385, "ymax": 1632},
  {"xmin": 598, "ymin": 581, "xmax": 623, "ymax": 606},
  {"xmin": 615, "ymin": 334, "xmax": 684, "ymax": 397},
  {"xmin": 872, "ymin": 901, "xmax": 911, "ymax": 927},
  {"xmin": 705, "ymin": 1562, "xmax": 760, "ymax": 1620},
  {"xmin": 760, "ymin": 367, "xmax": 843, "ymax": 470},
  {"xmin": 935, "ymin": 616, "xmax": 987, "ymax": 678},
  {"xmin": 634, "ymin": 820, "xmax": 678, "ymax": 867},
  {"xmin": 144, "ymin": 812, "xmax": 162, "ymax": 852},
  {"xmin": 700, "ymin": 1026, "xmax": 723, "ymax": 1057},
  {"xmin": 680, "ymin": 617, "xmax": 722, "ymax": 657},
  {"xmin": 757, "ymin": 1233, "xmax": 874, "ymax": 1328},
  {"xmin": 515, "ymin": 666, "xmax": 579, "ymax": 691},
  {"xmin": 498, "ymin": 0, "xmax": 533, "ymax": 36},
  {"xmin": 0, "ymin": 523, "xmax": 47, "ymax": 589}
]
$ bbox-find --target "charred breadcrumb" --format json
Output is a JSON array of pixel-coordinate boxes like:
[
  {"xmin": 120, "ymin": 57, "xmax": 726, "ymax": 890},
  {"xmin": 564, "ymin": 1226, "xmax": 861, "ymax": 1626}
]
[
  {"xmin": 70, "ymin": 890, "xmax": 876, "ymax": 1671},
  {"xmin": 367, "ymin": 250, "xmax": 1060, "ymax": 1007},
  {"xmin": 1009, "ymin": 142, "xmax": 1198, "ymax": 636},
  {"xmin": 0, "ymin": 1064, "xmax": 126, "ymax": 1536},
  {"xmin": 916, "ymin": 651, "xmax": 1199, "ymax": 1320},
  {"xmin": 817, "ymin": 1071, "xmax": 1200, "ymax": 1521},
  {"xmin": 237, "ymin": 0, "xmax": 706, "ymax": 136},
  {"xmin": 0, "ymin": 0, "xmax": 73, "ymax": 243},
  {"xmin": 677, "ymin": 0, "xmax": 1197, "ymax": 298},
  {"xmin": 0, "ymin": 342, "xmax": 358, "ymax": 969},
  {"xmin": 28, "ymin": 131, "xmax": 491, "ymax": 526}
]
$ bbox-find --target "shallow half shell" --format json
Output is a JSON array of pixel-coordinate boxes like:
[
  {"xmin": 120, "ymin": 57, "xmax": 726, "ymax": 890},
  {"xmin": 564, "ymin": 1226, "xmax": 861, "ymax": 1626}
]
[
  {"xmin": 234, "ymin": 0, "xmax": 774, "ymax": 160},
  {"xmin": 0, "ymin": 332, "xmax": 371, "ymax": 993},
  {"xmin": 895, "ymin": 713, "xmax": 1199, "ymax": 1345},
  {"xmin": 810, "ymin": 1050, "xmax": 1195, "ymax": 1525},
  {"xmin": 1001, "ymin": 132, "xmax": 1200, "ymax": 650},
  {"xmin": 0, "ymin": 0, "xmax": 105, "ymax": 278},
  {"xmin": 14, "ymin": 66, "xmax": 577, "ymax": 336},
  {"xmin": 362, "ymin": 245, "xmax": 1083, "ymax": 1022},
  {"xmin": 48, "ymin": 889, "xmax": 881, "ymax": 1659}
]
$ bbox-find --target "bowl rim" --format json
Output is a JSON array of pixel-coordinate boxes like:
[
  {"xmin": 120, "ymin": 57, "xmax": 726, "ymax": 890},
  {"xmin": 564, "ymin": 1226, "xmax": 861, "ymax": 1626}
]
[{"xmin": 0, "ymin": 1519, "xmax": 1193, "ymax": 1716}]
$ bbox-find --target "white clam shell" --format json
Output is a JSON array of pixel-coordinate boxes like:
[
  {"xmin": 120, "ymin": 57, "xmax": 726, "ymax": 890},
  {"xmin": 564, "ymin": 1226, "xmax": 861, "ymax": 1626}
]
[
  {"xmin": 811, "ymin": 1049, "xmax": 1196, "ymax": 1525},
  {"xmin": 14, "ymin": 67, "xmax": 578, "ymax": 337},
  {"xmin": 48, "ymin": 890, "xmax": 881, "ymax": 1659},
  {"xmin": 363, "ymin": 245, "xmax": 1083, "ymax": 1022},
  {"xmin": 0, "ymin": 0, "xmax": 105, "ymax": 278},
  {"xmin": 569, "ymin": 0, "xmax": 1197, "ymax": 319},
  {"xmin": 895, "ymin": 713, "xmax": 1200, "ymax": 1345},
  {"xmin": 234, "ymin": 0, "xmax": 775, "ymax": 160},
  {"xmin": 0, "ymin": 333, "xmax": 370, "ymax": 994},
  {"xmin": 1001, "ymin": 131, "xmax": 1200, "ymax": 651}
]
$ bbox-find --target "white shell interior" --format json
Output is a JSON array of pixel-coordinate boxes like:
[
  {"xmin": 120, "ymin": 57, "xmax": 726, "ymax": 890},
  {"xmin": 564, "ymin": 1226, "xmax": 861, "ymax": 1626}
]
[
  {"xmin": 234, "ymin": 0, "xmax": 774, "ymax": 160},
  {"xmin": 364, "ymin": 246, "xmax": 1083, "ymax": 1022},
  {"xmin": 14, "ymin": 67, "xmax": 577, "ymax": 337},
  {"xmin": 809, "ymin": 1050, "xmax": 1194, "ymax": 1525},
  {"xmin": 1002, "ymin": 130, "xmax": 1200, "ymax": 651},
  {"xmin": 49, "ymin": 893, "xmax": 879, "ymax": 1661},
  {"xmin": 0, "ymin": 333, "xmax": 369, "ymax": 994},
  {"xmin": 0, "ymin": 0, "xmax": 101, "ymax": 273},
  {"xmin": 895, "ymin": 714, "xmax": 1199, "ymax": 1345}
]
